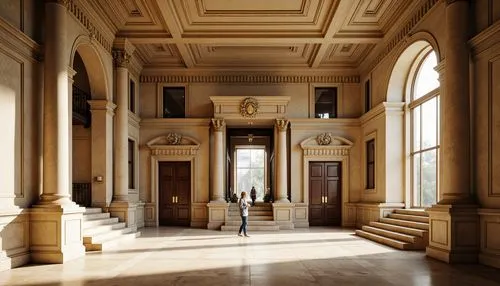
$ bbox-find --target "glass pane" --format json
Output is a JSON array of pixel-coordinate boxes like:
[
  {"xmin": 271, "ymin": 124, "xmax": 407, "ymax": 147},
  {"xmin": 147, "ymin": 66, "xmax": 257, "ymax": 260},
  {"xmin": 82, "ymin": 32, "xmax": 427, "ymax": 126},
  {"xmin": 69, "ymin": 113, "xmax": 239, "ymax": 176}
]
[
  {"xmin": 421, "ymin": 97, "xmax": 437, "ymax": 149},
  {"xmin": 251, "ymin": 169, "xmax": 265, "ymax": 200},
  {"xmin": 414, "ymin": 51, "xmax": 439, "ymax": 100},
  {"xmin": 237, "ymin": 168, "xmax": 251, "ymax": 196},
  {"xmin": 413, "ymin": 153, "xmax": 421, "ymax": 207},
  {"xmin": 163, "ymin": 87, "xmax": 185, "ymax": 118},
  {"xmin": 413, "ymin": 106, "xmax": 421, "ymax": 152},
  {"xmin": 367, "ymin": 164, "xmax": 374, "ymax": 189},
  {"xmin": 251, "ymin": 149, "xmax": 265, "ymax": 167},
  {"xmin": 237, "ymin": 149, "xmax": 251, "ymax": 168},
  {"xmin": 422, "ymin": 149, "xmax": 437, "ymax": 207},
  {"xmin": 315, "ymin": 87, "xmax": 337, "ymax": 118}
]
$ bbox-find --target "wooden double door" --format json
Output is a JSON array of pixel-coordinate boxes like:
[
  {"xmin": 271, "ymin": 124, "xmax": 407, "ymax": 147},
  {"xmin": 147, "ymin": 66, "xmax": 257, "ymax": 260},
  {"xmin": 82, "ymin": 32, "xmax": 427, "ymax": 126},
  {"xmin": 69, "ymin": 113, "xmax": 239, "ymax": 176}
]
[
  {"xmin": 309, "ymin": 162, "xmax": 342, "ymax": 226},
  {"xmin": 159, "ymin": 162, "xmax": 191, "ymax": 226}
]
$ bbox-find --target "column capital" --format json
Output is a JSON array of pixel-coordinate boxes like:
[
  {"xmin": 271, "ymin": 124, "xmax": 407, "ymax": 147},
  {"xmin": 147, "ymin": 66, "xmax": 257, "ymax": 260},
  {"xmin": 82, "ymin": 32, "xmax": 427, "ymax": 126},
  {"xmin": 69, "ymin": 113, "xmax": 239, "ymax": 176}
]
[
  {"xmin": 275, "ymin": 118, "xmax": 289, "ymax": 132},
  {"xmin": 88, "ymin": 99, "xmax": 116, "ymax": 114},
  {"xmin": 112, "ymin": 49, "xmax": 131, "ymax": 68},
  {"xmin": 211, "ymin": 118, "xmax": 225, "ymax": 131}
]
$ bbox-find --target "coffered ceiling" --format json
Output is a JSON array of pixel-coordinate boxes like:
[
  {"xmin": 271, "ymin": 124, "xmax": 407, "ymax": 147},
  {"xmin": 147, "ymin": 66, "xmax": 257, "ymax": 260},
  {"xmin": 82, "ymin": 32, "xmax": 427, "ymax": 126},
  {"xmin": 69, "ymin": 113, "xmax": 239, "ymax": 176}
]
[{"xmin": 93, "ymin": 0, "xmax": 412, "ymax": 71}]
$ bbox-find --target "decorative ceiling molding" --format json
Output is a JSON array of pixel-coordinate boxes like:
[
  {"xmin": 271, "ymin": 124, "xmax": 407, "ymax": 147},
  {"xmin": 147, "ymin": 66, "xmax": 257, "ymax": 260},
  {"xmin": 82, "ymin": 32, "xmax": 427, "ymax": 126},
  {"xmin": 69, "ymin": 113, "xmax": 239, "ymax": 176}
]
[
  {"xmin": 300, "ymin": 135, "xmax": 353, "ymax": 156},
  {"xmin": 141, "ymin": 74, "xmax": 360, "ymax": 84},
  {"xmin": 146, "ymin": 134, "xmax": 201, "ymax": 156}
]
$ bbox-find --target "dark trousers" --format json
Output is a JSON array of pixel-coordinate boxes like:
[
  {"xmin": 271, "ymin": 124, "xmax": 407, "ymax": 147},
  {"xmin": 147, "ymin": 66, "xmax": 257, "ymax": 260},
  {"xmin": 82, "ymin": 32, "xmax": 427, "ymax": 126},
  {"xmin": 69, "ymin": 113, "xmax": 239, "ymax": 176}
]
[{"xmin": 239, "ymin": 215, "xmax": 248, "ymax": 234}]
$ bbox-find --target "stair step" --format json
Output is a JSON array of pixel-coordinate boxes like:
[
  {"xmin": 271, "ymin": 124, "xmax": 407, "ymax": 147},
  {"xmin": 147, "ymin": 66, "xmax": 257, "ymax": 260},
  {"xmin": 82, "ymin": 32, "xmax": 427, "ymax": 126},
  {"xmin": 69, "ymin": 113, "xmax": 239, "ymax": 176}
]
[
  {"xmin": 389, "ymin": 213, "xmax": 429, "ymax": 223},
  {"xmin": 361, "ymin": 226, "xmax": 417, "ymax": 243},
  {"xmin": 85, "ymin": 231, "xmax": 141, "ymax": 251},
  {"xmin": 228, "ymin": 206, "xmax": 272, "ymax": 212},
  {"xmin": 83, "ymin": 217, "xmax": 120, "ymax": 228},
  {"xmin": 227, "ymin": 216, "xmax": 274, "ymax": 221},
  {"xmin": 370, "ymin": 222, "xmax": 427, "ymax": 237},
  {"xmin": 224, "ymin": 220, "xmax": 277, "ymax": 226},
  {"xmin": 380, "ymin": 218, "xmax": 429, "ymax": 230},
  {"xmin": 83, "ymin": 227, "xmax": 134, "ymax": 244},
  {"xmin": 221, "ymin": 225, "xmax": 280, "ymax": 231},
  {"xmin": 355, "ymin": 230, "xmax": 412, "ymax": 250},
  {"xmin": 393, "ymin": 209, "xmax": 429, "ymax": 217},
  {"xmin": 83, "ymin": 213, "xmax": 110, "ymax": 220},
  {"xmin": 83, "ymin": 222, "xmax": 126, "ymax": 236},
  {"xmin": 84, "ymin": 208, "xmax": 102, "ymax": 215},
  {"xmin": 228, "ymin": 210, "xmax": 273, "ymax": 216}
]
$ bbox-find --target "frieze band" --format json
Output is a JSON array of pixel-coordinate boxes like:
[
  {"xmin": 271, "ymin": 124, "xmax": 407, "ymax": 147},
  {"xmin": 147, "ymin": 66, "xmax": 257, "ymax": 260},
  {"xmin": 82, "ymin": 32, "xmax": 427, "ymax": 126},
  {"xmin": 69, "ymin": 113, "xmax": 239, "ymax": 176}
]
[{"xmin": 141, "ymin": 75, "xmax": 360, "ymax": 84}]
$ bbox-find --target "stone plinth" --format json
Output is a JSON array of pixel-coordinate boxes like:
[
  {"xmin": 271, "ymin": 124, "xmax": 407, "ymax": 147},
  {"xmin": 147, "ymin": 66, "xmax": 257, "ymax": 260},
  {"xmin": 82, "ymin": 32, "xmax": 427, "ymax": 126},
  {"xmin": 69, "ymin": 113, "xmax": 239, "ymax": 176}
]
[
  {"xmin": 426, "ymin": 204, "xmax": 479, "ymax": 263},
  {"xmin": 109, "ymin": 201, "xmax": 138, "ymax": 231},
  {"xmin": 30, "ymin": 204, "xmax": 85, "ymax": 263},
  {"xmin": 207, "ymin": 202, "xmax": 229, "ymax": 230},
  {"xmin": 272, "ymin": 202, "xmax": 295, "ymax": 230}
]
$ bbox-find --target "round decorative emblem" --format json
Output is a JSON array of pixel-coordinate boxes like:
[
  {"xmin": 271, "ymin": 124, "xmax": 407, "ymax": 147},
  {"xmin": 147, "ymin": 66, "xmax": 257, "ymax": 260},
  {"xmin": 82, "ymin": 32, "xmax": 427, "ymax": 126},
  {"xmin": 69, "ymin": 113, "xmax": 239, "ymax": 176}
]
[
  {"xmin": 316, "ymin": 133, "xmax": 332, "ymax": 146},
  {"xmin": 240, "ymin": 97, "xmax": 259, "ymax": 118},
  {"xmin": 165, "ymin": 133, "xmax": 182, "ymax": 145}
]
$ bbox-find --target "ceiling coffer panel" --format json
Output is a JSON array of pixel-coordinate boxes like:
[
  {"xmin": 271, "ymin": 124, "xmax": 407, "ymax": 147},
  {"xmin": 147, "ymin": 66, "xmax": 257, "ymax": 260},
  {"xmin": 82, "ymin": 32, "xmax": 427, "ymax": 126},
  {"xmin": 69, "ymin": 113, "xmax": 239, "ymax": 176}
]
[
  {"xmin": 135, "ymin": 44, "xmax": 185, "ymax": 67},
  {"xmin": 188, "ymin": 44, "xmax": 320, "ymax": 67},
  {"xmin": 320, "ymin": 43, "xmax": 375, "ymax": 68},
  {"xmin": 171, "ymin": 0, "xmax": 338, "ymax": 36}
]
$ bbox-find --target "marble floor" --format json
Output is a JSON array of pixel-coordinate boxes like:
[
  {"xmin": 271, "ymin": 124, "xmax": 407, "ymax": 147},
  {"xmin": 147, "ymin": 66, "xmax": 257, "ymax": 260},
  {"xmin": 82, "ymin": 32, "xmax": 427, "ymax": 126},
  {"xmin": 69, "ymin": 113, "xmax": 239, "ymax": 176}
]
[{"xmin": 0, "ymin": 227, "xmax": 499, "ymax": 286}]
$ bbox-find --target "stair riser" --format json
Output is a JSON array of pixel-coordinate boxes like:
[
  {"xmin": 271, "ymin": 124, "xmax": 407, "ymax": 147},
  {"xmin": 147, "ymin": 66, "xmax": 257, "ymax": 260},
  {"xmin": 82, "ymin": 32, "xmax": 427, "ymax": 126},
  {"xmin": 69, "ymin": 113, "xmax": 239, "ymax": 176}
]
[
  {"xmin": 221, "ymin": 226, "xmax": 279, "ymax": 231},
  {"xmin": 228, "ymin": 211, "xmax": 273, "ymax": 216},
  {"xmin": 226, "ymin": 216, "xmax": 274, "ymax": 221},
  {"xmin": 84, "ymin": 208, "xmax": 103, "ymax": 215},
  {"xmin": 369, "ymin": 222, "xmax": 426, "ymax": 237},
  {"xmin": 225, "ymin": 221, "xmax": 277, "ymax": 226},
  {"xmin": 355, "ymin": 230, "xmax": 409, "ymax": 250},
  {"xmin": 83, "ymin": 218, "xmax": 120, "ymax": 228},
  {"xmin": 84, "ymin": 228, "xmax": 133, "ymax": 244},
  {"xmin": 393, "ymin": 209, "xmax": 429, "ymax": 217},
  {"xmin": 83, "ymin": 223, "xmax": 126, "ymax": 236},
  {"xmin": 83, "ymin": 213, "xmax": 111, "ymax": 220},
  {"xmin": 361, "ymin": 226, "xmax": 416, "ymax": 243},
  {"xmin": 380, "ymin": 218, "xmax": 429, "ymax": 230},
  {"xmin": 389, "ymin": 214, "xmax": 429, "ymax": 223},
  {"xmin": 85, "ymin": 232, "xmax": 140, "ymax": 251}
]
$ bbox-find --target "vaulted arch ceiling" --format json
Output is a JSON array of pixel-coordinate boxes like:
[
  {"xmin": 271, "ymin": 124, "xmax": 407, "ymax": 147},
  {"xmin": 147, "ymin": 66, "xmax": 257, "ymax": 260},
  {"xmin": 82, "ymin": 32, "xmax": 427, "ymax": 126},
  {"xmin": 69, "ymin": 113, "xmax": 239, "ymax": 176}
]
[{"xmin": 92, "ymin": 0, "xmax": 413, "ymax": 71}]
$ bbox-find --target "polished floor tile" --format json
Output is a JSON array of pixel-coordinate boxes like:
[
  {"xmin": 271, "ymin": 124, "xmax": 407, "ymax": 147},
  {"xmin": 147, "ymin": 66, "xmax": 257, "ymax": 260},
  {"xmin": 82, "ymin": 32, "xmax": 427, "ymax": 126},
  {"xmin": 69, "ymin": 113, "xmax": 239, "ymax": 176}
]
[{"xmin": 0, "ymin": 227, "xmax": 499, "ymax": 286}]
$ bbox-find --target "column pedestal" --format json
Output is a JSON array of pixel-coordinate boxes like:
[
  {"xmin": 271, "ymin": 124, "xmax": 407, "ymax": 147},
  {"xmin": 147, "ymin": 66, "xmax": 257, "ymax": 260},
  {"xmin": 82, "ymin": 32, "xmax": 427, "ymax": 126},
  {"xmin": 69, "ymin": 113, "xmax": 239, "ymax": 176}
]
[
  {"xmin": 426, "ymin": 204, "xmax": 478, "ymax": 263},
  {"xmin": 272, "ymin": 202, "xmax": 295, "ymax": 230},
  {"xmin": 109, "ymin": 201, "xmax": 138, "ymax": 231},
  {"xmin": 30, "ymin": 204, "xmax": 85, "ymax": 263},
  {"xmin": 207, "ymin": 202, "xmax": 229, "ymax": 230}
]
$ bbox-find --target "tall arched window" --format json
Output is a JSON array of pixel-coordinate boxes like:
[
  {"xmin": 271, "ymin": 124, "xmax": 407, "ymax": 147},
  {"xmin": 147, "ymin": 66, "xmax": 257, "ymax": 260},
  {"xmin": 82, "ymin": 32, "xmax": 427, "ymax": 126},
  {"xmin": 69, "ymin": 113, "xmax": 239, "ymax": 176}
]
[{"xmin": 409, "ymin": 49, "xmax": 440, "ymax": 207}]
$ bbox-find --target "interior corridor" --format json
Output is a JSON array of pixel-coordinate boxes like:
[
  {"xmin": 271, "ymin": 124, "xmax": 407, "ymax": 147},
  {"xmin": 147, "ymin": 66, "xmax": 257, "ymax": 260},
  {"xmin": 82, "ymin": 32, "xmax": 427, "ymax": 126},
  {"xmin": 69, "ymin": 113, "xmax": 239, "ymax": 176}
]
[{"xmin": 1, "ymin": 227, "xmax": 499, "ymax": 286}]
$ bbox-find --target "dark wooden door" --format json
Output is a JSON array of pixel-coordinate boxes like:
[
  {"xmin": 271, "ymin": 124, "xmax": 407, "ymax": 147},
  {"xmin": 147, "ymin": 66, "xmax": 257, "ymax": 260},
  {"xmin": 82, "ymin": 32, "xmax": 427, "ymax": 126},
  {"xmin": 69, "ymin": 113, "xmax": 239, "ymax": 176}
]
[
  {"xmin": 309, "ymin": 162, "xmax": 341, "ymax": 226},
  {"xmin": 159, "ymin": 162, "xmax": 191, "ymax": 226}
]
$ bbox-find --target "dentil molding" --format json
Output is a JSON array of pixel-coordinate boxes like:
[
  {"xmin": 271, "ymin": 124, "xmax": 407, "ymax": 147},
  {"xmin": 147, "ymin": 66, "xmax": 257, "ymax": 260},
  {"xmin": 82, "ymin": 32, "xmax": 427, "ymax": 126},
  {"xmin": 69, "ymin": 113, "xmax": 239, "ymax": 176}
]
[{"xmin": 141, "ymin": 75, "xmax": 360, "ymax": 84}]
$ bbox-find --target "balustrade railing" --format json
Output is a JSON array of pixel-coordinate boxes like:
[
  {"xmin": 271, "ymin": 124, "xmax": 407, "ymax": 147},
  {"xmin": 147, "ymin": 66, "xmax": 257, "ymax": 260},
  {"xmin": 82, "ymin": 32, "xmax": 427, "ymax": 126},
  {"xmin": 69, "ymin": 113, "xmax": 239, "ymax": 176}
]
[
  {"xmin": 72, "ymin": 85, "xmax": 91, "ymax": 127},
  {"xmin": 72, "ymin": 183, "xmax": 91, "ymax": 207}
]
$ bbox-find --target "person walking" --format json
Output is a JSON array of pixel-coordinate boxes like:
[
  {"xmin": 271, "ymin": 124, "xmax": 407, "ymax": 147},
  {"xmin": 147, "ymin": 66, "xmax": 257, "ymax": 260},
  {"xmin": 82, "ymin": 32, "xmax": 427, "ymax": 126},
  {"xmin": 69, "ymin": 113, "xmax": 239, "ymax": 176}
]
[
  {"xmin": 250, "ymin": 186, "xmax": 256, "ymax": 206},
  {"xmin": 238, "ymin": 191, "xmax": 250, "ymax": 237}
]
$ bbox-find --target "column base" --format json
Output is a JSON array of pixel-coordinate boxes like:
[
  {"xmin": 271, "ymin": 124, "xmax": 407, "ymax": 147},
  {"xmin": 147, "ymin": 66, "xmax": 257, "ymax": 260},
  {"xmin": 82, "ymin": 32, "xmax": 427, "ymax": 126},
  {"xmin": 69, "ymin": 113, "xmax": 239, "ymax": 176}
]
[
  {"xmin": 30, "ymin": 204, "xmax": 85, "ymax": 264},
  {"xmin": 109, "ymin": 201, "xmax": 137, "ymax": 231},
  {"xmin": 272, "ymin": 202, "xmax": 295, "ymax": 230},
  {"xmin": 207, "ymin": 202, "xmax": 229, "ymax": 230},
  {"xmin": 0, "ymin": 208, "xmax": 30, "ymax": 271},
  {"xmin": 426, "ymin": 203, "xmax": 479, "ymax": 264},
  {"xmin": 478, "ymin": 208, "xmax": 500, "ymax": 269}
]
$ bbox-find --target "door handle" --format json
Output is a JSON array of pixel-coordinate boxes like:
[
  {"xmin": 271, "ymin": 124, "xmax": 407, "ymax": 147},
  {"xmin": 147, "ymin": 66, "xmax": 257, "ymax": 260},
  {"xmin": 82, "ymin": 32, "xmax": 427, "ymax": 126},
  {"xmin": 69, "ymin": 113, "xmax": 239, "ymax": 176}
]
[
  {"xmin": 325, "ymin": 196, "xmax": 328, "ymax": 204},
  {"xmin": 321, "ymin": 196, "xmax": 324, "ymax": 203},
  {"xmin": 172, "ymin": 196, "xmax": 175, "ymax": 203},
  {"xmin": 175, "ymin": 196, "xmax": 178, "ymax": 203}
]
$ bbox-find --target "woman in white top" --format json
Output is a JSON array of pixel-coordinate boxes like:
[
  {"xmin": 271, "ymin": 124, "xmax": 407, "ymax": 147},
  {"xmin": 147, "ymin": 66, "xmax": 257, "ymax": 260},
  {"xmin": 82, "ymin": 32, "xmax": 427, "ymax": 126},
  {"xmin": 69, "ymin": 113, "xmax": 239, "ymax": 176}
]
[{"xmin": 238, "ymin": 191, "xmax": 250, "ymax": 237}]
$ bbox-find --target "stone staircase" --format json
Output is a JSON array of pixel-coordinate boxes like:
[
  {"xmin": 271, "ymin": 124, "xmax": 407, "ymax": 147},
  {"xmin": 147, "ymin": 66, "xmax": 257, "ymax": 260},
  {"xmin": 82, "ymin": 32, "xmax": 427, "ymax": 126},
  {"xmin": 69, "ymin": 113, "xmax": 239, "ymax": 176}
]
[
  {"xmin": 221, "ymin": 202, "xmax": 280, "ymax": 231},
  {"xmin": 355, "ymin": 209, "xmax": 429, "ymax": 250},
  {"xmin": 83, "ymin": 208, "xmax": 140, "ymax": 251}
]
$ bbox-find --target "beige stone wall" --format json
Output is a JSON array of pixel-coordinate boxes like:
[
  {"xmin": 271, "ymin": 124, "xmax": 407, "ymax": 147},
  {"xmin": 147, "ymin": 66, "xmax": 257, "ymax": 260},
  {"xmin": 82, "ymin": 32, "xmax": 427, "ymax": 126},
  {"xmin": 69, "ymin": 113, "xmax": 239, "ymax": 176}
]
[{"xmin": 72, "ymin": 126, "xmax": 91, "ymax": 183}]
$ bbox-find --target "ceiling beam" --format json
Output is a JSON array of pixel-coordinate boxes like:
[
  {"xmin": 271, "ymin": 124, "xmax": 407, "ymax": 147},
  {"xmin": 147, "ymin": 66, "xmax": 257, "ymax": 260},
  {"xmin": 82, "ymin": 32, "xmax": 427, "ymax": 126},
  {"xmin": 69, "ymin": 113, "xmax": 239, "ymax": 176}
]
[
  {"xmin": 126, "ymin": 36, "xmax": 382, "ymax": 45},
  {"xmin": 311, "ymin": 0, "xmax": 358, "ymax": 68}
]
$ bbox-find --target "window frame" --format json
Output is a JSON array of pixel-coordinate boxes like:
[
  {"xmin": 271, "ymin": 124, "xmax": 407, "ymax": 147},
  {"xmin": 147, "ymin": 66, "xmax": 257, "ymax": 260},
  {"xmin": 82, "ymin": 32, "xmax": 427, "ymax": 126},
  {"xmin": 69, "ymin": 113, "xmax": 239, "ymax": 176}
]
[
  {"xmin": 129, "ymin": 78, "xmax": 136, "ymax": 113},
  {"xmin": 128, "ymin": 138, "xmax": 135, "ymax": 189},
  {"xmin": 407, "ymin": 49, "xmax": 440, "ymax": 208},
  {"xmin": 234, "ymin": 145, "xmax": 267, "ymax": 198},
  {"xmin": 309, "ymin": 83, "xmax": 342, "ymax": 118},
  {"xmin": 157, "ymin": 83, "xmax": 188, "ymax": 118}
]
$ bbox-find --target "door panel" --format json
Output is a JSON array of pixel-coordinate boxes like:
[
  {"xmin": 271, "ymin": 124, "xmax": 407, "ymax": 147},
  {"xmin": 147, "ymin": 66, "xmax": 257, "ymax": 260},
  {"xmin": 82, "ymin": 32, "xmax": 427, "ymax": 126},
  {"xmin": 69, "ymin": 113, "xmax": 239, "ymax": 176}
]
[
  {"xmin": 309, "ymin": 162, "xmax": 342, "ymax": 226},
  {"xmin": 159, "ymin": 162, "xmax": 191, "ymax": 226}
]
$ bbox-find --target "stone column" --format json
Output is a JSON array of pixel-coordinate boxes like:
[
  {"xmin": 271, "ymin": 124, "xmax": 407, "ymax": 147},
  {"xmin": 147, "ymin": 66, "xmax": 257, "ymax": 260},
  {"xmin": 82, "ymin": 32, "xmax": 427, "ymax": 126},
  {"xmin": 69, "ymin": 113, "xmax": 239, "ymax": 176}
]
[
  {"xmin": 109, "ymin": 39, "xmax": 137, "ymax": 230},
  {"xmin": 30, "ymin": 0, "xmax": 85, "ymax": 263},
  {"xmin": 275, "ymin": 119, "xmax": 289, "ymax": 202},
  {"xmin": 88, "ymin": 100, "xmax": 116, "ymax": 208},
  {"xmin": 207, "ymin": 118, "xmax": 229, "ymax": 229},
  {"xmin": 211, "ymin": 118, "xmax": 225, "ymax": 202},
  {"xmin": 273, "ymin": 119, "xmax": 294, "ymax": 229},
  {"xmin": 426, "ymin": 0, "xmax": 478, "ymax": 264}
]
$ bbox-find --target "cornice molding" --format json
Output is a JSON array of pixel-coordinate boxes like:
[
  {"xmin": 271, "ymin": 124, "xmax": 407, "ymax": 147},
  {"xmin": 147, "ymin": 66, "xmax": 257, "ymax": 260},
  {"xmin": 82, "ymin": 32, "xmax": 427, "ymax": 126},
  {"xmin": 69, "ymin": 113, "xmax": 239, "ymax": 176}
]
[
  {"xmin": 0, "ymin": 18, "xmax": 41, "ymax": 62},
  {"xmin": 140, "ymin": 74, "xmax": 360, "ymax": 84},
  {"xmin": 362, "ymin": 0, "xmax": 440, "ymax": 74},
  {"xmin": 470, "ymin": 20, "xmax": 500, "ymax": 57},
  {"xmin": 140, "ymin": 118, "xmax": 211, "ymax": 128},
  {"xmin": 67, "ymin": 0, "xmax": 113, "ymax": 53},
  {"xmin": 288, "ymin": 118, "xmax": 360, "ymax": 129},
  {"xmin": 88, "ymin": 99, "xmax": 116, "ymax": 115},
  {"xmin": 359, "ymin": 102, "xmax": 405, "ymax": 126}
]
